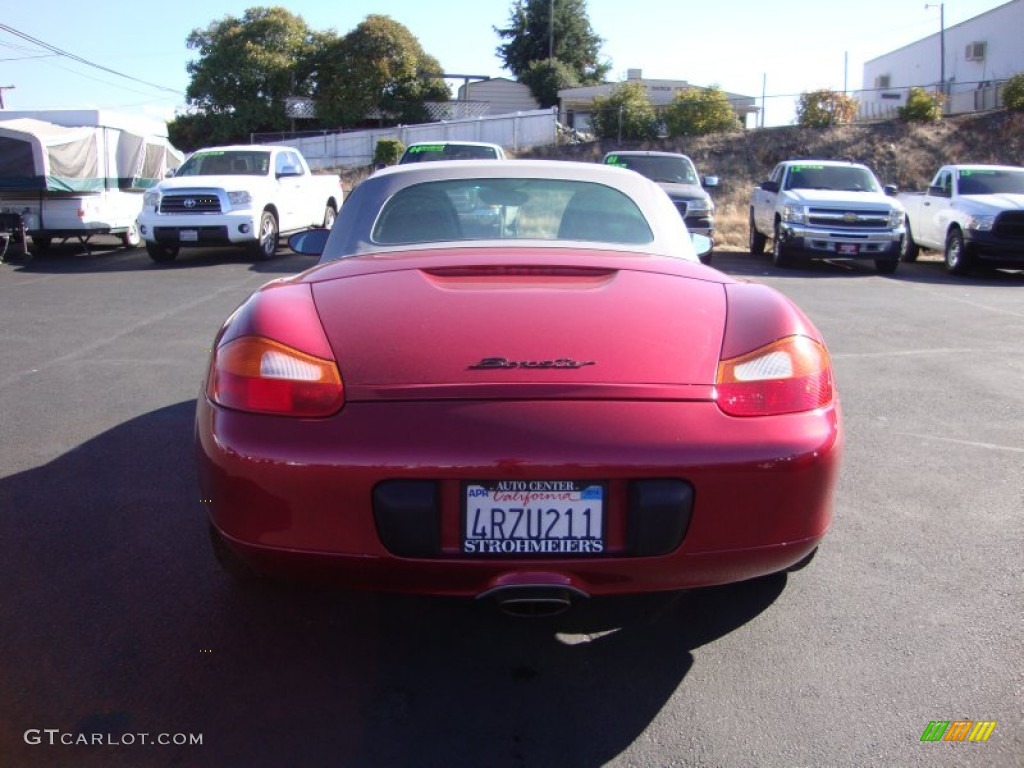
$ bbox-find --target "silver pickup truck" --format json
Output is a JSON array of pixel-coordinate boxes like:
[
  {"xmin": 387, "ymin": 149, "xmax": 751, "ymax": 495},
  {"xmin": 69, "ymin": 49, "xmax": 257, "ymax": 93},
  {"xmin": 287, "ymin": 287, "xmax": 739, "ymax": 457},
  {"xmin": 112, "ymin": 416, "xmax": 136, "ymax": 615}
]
[
  {"xmin": 749, "ymin": 159, "xmax": 905, "ymax": 273},
  {"xmin": 898, "ymin": 164, "xmax": 1024, "ymax": 274}
]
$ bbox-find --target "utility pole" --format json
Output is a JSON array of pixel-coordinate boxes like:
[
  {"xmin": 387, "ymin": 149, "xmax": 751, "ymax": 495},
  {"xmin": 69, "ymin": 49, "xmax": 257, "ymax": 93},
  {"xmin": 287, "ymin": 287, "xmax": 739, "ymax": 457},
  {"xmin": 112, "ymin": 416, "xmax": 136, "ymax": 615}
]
[
  {"xmin": 925, "ymin": 3, "xmax": 946, "ymax": 95},
  {"xmin": 761, "ymin": 73, "xmax": 766, "ymax": 128},
  {"xmin": 548, "ymin": 0, "xmax": 555, "ymax": 62},
  {"xmin": 0, "ymin": 85, "xmax": 15, "ymax": 109}
]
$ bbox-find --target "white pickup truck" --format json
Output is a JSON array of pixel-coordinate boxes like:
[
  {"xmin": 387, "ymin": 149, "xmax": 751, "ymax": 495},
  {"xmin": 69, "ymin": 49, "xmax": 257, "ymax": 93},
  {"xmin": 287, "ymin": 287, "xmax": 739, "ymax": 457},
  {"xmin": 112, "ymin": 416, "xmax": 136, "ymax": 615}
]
[
  {"xmin": 898, "ymin": 164, "xmax": 1024, "ymax": 274},
  {"xmin": 749, "ymin": 159, "xmax": 905, "ymax": 273},
  {"xmin": 138, "ymin": 145, "xmax": 342, "ymax": 262}
]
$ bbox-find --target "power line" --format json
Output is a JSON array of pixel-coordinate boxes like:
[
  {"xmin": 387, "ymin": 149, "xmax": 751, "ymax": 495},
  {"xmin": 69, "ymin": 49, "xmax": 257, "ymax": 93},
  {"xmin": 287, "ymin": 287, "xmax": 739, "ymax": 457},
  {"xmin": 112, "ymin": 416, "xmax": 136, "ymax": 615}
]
[
  {"xmin": 34, "ymin": 56, "xmax": 185, "ymax": 101},
  {"xmin": 0, "ymin": 22, "xmax": 184, "ymax": 96},
  {"xmin": 0, "ymin": 54, "xmax": 58, "ymax": 62}
]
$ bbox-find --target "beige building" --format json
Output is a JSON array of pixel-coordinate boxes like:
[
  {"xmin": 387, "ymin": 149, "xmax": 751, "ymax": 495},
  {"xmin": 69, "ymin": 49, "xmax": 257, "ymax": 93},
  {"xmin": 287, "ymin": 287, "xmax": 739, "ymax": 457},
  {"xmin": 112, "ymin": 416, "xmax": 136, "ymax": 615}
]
[
  {"xmin": 455, "ymin": 77, "xmax": 541, "ymax": 115},
  {"xmin": 558, "ymin": 69, "xmax": 759, "ymax": 132}
]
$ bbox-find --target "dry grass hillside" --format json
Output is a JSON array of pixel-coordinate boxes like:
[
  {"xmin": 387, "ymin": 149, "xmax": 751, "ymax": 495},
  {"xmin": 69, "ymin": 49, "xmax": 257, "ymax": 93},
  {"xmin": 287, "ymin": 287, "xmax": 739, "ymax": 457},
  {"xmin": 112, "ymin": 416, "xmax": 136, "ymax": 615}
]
[{"xmin": 521, "ymin": 109, "xmax": 1024, "ymax": 249}]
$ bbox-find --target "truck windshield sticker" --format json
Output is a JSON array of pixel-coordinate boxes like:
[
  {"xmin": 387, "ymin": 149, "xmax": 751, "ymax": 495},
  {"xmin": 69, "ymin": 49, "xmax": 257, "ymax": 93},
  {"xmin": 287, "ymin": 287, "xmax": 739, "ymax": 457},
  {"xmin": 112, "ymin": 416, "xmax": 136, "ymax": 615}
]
[
  {"xmin": 958, "ymin": 170, "xmax": 996, "ymax": 177},
  {"xmin": 790, "ymin": 165, "xmax": 825, "ymax": 172},
  {"xmin": 410, "ymin": 145, "xmax": 444, "ymax": 153}
]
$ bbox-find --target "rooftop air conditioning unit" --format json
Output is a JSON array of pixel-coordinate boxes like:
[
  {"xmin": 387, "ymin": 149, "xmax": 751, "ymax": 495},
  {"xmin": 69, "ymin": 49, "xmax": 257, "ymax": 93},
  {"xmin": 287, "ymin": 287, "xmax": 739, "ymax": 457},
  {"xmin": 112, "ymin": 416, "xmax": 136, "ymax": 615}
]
[{"xmin": 965, "ymin": 42, "xmax": 986, "ymax": 61}]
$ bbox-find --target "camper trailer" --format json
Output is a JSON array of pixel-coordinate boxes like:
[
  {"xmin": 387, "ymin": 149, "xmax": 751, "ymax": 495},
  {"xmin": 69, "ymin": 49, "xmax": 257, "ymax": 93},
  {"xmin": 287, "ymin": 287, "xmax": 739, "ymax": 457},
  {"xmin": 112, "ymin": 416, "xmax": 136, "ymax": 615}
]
[{"xmin": 0, "ymin": 109, "xmax": 182, "ymax": 258}]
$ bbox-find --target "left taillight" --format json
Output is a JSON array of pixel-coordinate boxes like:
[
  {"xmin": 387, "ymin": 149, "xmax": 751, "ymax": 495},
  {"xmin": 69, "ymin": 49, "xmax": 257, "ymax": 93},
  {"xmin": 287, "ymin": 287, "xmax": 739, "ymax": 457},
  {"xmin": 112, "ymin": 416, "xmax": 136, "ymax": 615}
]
[
  {"xmin": 716, "ymin": 335, "xmax": 834, "ymax": 417},
  {"xmin": 208, "ymin": 336, "xmax": 344, "ymax": 417}
]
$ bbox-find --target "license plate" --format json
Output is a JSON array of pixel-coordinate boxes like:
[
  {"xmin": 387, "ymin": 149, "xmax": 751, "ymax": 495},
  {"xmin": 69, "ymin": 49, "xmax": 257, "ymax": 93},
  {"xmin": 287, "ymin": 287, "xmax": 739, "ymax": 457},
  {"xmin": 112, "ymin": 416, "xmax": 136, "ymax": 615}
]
[
  {"xmin": 179, "ymin": 230, "xmax": 198, "ymax": 242},
  {"xmin": 463, "ymin": 480, "xmax": 605, "ymax": 555},
  {"xmin": 837, "ymin": 243, "xmax": 859, "ymax": 255}
]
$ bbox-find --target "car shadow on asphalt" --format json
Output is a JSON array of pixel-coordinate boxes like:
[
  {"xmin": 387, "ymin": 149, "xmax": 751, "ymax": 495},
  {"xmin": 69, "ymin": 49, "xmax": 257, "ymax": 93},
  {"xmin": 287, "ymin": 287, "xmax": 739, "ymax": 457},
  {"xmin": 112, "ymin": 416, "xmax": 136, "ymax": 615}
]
[
  {"xmin": 0, "ymin": 403, "xmax": 787, "ymax": 768},
  {"xmin": 714, "ymin": 250, "xmax": 1024, "ymax": 285},
  {"xmin": 1, "ymin": 240, "xmax": 319, "ymax": 276}
]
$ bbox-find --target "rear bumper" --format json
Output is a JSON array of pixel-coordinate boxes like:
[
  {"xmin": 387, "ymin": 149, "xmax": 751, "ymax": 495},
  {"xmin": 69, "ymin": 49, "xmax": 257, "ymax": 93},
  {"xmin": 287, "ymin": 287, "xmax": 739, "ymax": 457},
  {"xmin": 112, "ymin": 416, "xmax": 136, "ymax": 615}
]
[
  {"xmin": 779, "ymin": 223, "xmax": 902, "ymax": 259},
  {"xmin": 214, "ymin": 527, "xmax": 826, "ymax": 596},
  {"xmin": 196, "ymin": 397, "xmax": 842, "ymax": 596}
]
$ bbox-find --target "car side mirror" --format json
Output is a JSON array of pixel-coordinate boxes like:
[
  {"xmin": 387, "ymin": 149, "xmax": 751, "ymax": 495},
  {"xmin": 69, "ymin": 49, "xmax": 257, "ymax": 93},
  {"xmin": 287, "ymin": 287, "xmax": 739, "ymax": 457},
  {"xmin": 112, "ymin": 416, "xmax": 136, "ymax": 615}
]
[
  {"xmin": 760, "ymin": 180, "xmax": 779, "ymax": 193},
  {"xmin": 884, "ymin": 184, "xmax": 898, "ymax": 197},
  {"xmin": 690, "ymin": 233, "xmax": 713, "ymax": 260},
  {"xmin": 277, "ymin": 167, "xmax": 302, "ymax": 179},
  {"xmin": 703, "ymin": 175, "xmax": 719, "ymax": 189},
  {"xmin": 928, "ymin": 185, "xmax": 949, "ymax": 198},
  {"xmin": 288, "ymin": 228, "xmax": 330, "ymax": 256},
  {"xmin": 165, "ymin": 168, "xmax": 176, "ymax": 178}
]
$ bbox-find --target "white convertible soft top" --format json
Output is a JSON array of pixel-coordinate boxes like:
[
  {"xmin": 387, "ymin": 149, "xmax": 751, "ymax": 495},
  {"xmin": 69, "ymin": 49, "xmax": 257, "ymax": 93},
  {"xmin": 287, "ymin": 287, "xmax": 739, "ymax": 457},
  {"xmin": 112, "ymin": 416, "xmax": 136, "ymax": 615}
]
[{"xmin": 322, "ymin": 160, "xmax": 700, "ymax": 262}]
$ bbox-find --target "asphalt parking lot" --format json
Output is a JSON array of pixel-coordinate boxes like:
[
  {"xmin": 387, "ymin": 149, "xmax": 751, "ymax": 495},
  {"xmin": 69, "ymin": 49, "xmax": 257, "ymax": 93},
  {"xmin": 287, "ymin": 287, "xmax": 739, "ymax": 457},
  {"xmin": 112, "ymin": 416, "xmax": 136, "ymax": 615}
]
[{"xmin": 0, "ymin": 240, "xmax": 1021, "ymax": 768}]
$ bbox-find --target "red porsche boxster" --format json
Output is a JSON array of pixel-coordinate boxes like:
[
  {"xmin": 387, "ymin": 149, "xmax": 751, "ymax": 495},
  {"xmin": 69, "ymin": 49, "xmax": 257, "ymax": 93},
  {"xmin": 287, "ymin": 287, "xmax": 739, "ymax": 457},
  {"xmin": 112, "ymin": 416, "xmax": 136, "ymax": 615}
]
[{"xmin": 196, "ymin": 160, "xmax": 841, "ymax": 614}]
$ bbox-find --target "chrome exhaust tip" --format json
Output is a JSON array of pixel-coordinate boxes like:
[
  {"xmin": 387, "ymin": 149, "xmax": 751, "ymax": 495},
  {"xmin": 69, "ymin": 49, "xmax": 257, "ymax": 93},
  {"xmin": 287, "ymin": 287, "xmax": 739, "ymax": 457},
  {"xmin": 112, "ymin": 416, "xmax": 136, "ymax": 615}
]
[{"xmin": 479, "ymin": 584, "xmax": 588, "ymax": 618}]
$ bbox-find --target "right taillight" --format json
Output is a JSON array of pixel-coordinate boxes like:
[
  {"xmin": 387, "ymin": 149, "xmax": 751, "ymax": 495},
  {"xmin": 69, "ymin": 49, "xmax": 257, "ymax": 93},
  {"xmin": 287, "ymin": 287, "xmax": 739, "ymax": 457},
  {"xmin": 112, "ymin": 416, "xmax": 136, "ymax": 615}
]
[
  {"xmin": 716, "ymin": 335, "xmax": 834, "ymax": 417},
  {"xmin": 208, "ymin": 336, "xmax": 343, "ymax": 417}
]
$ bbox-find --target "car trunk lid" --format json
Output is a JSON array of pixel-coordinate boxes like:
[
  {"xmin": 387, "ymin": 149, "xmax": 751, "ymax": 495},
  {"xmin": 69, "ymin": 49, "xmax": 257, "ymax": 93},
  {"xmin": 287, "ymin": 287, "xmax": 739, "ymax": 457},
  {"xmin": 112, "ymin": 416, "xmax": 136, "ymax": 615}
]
[{"xmin": 310, "ymin": 256, "xmax": 726, "ymax": 402}]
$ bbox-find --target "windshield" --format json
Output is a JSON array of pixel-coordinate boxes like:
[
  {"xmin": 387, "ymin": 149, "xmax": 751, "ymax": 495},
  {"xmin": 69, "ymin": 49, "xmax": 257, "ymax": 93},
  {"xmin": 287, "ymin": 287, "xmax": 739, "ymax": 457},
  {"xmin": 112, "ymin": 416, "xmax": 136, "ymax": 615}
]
[
  {"xmin": 784, "ymin": 164, "xmax": 881, "ymax": 192},
  {"xmin": 605, "ymin": 154, "xmax": 698, "ymax": 185},
  {"xmin": 399, "ymin": 144, "xmax": 501, "ymax": 163},
  {"xmin": 175, "ymin": 150, "xmax": 271, "ymax": 176},
  {"xmin": 371, "ymin": 178, "xmax": 654, "ymax": 246},
  {"xmin": 957, "ymin": 168, "xmax": 1024, "ymax": 195}
]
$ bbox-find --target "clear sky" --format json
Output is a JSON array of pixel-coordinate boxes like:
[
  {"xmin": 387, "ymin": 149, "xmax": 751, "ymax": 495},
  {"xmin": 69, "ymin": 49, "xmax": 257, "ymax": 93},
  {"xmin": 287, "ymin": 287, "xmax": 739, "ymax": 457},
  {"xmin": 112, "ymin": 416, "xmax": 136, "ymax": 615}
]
[{"xmin": 0, "ymin": 0, "xmax": 1011, "ymax": 128}]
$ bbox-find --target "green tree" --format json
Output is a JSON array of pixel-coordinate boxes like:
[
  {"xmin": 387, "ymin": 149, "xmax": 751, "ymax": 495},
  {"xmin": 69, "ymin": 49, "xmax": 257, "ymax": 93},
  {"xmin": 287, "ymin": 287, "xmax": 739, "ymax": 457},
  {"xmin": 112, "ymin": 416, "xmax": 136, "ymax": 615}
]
[
  {"xmin": 796, "ymin": 89, "xmax": 859, "ymax": 127},
  {"xmin": 589, "ymin": 81, "xmax": 659, "ymax": 141},
  {"xmin": 496, "ymin": 0, "xmax": 609, "ymax": 99},
  {"xmin": 898, "ymin": 87, "xmax": 944, "ymax": 122},
  {"xmin": 664, "ymin": 86, "xmax": 740, "ymax": 137},
  {"xmin": 315, "ymin": 15, "xmax": 449, "ymax": 128},
  {"xmin": 373, "ymin": 138, "xmax": 405, "ymax": 166},
  {"xmin": 519, "ymin": 59, "xmax": 581, "ymax": 108},
  {"xmin": 176, "ymin": 6, "xmax": 330, "ymax": 146},
  {"xmin": 1003, "ymin": 72, "xmax": 1024, "ymax": 111}
]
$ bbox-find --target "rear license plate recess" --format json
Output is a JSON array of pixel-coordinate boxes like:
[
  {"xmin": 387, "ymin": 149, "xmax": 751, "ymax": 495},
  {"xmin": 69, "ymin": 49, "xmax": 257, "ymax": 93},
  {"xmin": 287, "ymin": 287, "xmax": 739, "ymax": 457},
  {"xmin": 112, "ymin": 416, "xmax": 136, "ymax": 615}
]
[{"xmin": 463, "ymin": 480, "xmax": 605, "ymax": 555}]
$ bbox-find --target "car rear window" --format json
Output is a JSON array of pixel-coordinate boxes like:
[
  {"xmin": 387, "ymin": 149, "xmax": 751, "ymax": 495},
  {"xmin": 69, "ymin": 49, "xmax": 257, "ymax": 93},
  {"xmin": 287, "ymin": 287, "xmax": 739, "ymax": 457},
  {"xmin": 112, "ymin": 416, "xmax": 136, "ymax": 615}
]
[
  {"xmin": 371, "ymin": 179, "xmax": 654, "ymax": 246},
  {"xmin": 400, "ymin": 144, "xmax": 500, "ymax": 163}
]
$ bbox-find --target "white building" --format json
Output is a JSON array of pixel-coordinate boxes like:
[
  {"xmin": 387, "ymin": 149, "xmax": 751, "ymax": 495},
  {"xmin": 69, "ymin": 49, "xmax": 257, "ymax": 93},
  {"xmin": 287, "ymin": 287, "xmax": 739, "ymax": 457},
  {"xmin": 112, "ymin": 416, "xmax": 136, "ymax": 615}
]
[{"xmin": 860, "ymin": 0, "xmax": 1024, "ymax": 119}]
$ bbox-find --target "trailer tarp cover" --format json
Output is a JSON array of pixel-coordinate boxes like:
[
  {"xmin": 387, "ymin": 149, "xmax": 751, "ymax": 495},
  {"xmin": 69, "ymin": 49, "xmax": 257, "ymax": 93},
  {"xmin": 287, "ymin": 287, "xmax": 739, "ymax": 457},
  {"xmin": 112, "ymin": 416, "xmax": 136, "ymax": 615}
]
[
  {"xmin": 0, "ymin": 117, "xmax": 182, "ymax": 193},
  {"xmin": 0, "ymin": 119, "xmax": 101, "ymax": 192}
]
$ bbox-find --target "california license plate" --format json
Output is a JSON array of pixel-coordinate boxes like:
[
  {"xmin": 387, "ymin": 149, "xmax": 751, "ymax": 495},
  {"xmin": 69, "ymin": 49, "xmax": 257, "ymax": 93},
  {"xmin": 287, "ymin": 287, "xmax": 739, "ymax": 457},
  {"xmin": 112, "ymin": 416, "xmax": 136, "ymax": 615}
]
[
  {"xmin": 179, "ymin": 230, "xmax": 198, "ymax": 242},
  {"xmin": 463, "ymin": 480, "xmax": 605, "ymax": 555}
]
